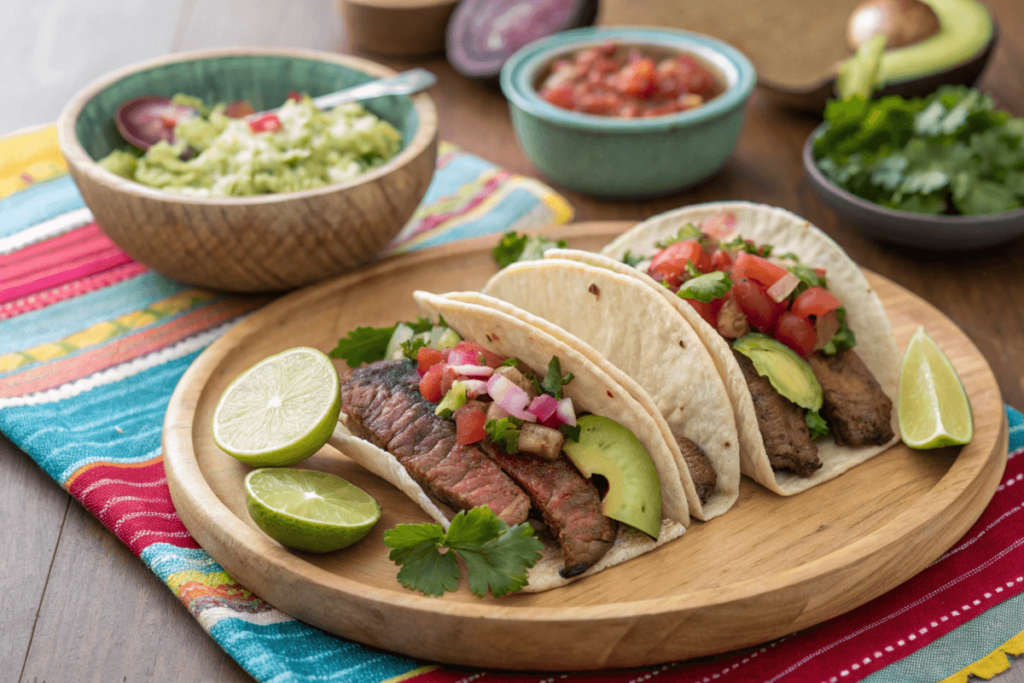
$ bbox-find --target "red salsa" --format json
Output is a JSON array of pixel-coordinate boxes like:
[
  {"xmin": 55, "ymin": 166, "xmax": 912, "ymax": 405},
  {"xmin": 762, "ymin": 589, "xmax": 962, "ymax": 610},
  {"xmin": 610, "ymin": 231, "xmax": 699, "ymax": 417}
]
[{"xmin": 538, "ymin": 41, "xmax": 722, "ymax": 118}]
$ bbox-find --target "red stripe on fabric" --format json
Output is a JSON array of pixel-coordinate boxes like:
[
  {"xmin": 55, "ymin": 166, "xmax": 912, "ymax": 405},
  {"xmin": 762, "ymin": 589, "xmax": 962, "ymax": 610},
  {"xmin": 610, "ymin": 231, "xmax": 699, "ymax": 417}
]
[
  {"xmin": 0, "ymin": 222, "xmax": 104, "ymax": 268},
  {"xmin": 67, "ymin": 458, "xmax": 200, "ymax": 553},
  {"xmin": 0, "ymin": 296, "xmax": 266, "ymax": 397},
  {"xmin": 0, "ymin": 261, "xmax": 149, "ymax": 321},
  {"xmin": 0, "ymin": 249, "xmax": 134, "ymax": 305},
  {"xmin": 0, "ymin": 231, "xmax": 117, "ymax": 284}
]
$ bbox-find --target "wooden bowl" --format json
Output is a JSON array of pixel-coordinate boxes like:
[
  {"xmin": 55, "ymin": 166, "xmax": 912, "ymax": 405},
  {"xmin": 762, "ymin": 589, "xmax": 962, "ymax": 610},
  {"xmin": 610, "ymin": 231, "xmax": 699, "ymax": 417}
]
[
  {"xmin": 338, "ymin": 0, "xmax": 458, "ymax": 57},
  {"xmin": 57, "ymin": 47, "xmax": 438, "ymax": 293}
]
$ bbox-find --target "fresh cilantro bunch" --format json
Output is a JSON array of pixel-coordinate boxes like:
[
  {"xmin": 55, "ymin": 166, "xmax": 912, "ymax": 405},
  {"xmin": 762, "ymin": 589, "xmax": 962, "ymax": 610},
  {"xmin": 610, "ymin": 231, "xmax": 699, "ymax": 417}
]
[
  {"xmin": 383, "ymin": 507, "xmax": 543, "ymax": 597},
  {"xmin": 329, "ymin": 317, "xmax": 434, "ymax": 368},
  {"xmin": 493, "ymin": 232, "xmax": 568, "ymax": 269},
  {"xmin": 814, "ymin": 86, "xmax": 1024, "ymax": 216}
]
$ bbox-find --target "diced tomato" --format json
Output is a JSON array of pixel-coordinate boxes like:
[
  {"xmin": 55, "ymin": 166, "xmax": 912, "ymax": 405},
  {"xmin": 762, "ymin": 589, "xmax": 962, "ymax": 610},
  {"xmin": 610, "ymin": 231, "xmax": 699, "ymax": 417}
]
[
  {"xmin": 732, "ymin": 278, "xmax": 787, "ymax": 333},
  {"xmin": 416, "ymin": 346, "xmax": 443, "ymax": 375},
  {"xmin": 617, "ymin": 58, "xmax": 656, "ymax": 99},
  {"xmin": 542, "ymin": 83, "xmax": 575, "ymax": 109},
  {"xmin": 685, "ymin": 298, "xmax": 721, "ymax": 328},
  {"xmin": 248, "ymin": 113, "xmax": 282, "ymax": 133},
  {"xmin": 775, "ymin": 312, "xmax": 817, "ymax": 357},
  {"xmin": 790, "ymin": 286, "xmax": 842, "ymax": 319},
  {"xmin": 454, "ymin": 403, "xmax": 487, "ymax": 445},
  {"xmin": 577, "ymin": 92, "xmax": 621, "ymax": 115},
  {"xmin": 160, "ymin": 115, "xmax": 179, "ymax": 129},
  {"xmin": 450, "ymin": 341, "xmax": 504, "ymax": 369},
  {"xmin": 711, "ymin": 250, "xmax": 733, "ymax": 272},
  {"xmin": 287, "ymin": 90, "xmax": 305, "ymax": 102},
  {"xmin": 731, "ymin": 252, "xmax": 788, "ymax": 288},
  {"xmin": 419, "ymin": 364, "xmax": 444, "ymax": 402},
  {"xmin": 815, "ymin": 268, "xmax": 827, "ymax": 278},
  {"xmin": 224, "ymin": 100, "xmax": 256, "ymax": 118},
  {"xmin": 650, "ymin": 240, "xmax": 712, "ymax": 287},
  {"xmin": 441, "ymin": 365, "xmax": 457, "ymax": 396}
]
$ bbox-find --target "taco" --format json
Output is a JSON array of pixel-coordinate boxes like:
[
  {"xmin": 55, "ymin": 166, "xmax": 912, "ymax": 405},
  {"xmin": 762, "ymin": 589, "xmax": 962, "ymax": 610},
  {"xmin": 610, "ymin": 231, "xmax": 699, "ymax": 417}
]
[
  {"xmin": 538, "ymin": 201, "xmax": 899, "ymax": 495},
  {"xmin": 329, "ymin": 291, "xmax": 689, "ymax": 592},
  {"xmin": 471, "ymin": 265, "xmax": 741, "ymax": 521}
]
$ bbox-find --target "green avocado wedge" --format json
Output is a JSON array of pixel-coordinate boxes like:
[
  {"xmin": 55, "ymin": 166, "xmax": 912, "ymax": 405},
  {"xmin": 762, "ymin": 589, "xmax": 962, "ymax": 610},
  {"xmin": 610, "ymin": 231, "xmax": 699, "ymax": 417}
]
[
  {"xmin": 733, "ymin": 334, "xmax": 824, "ymax": 412},
  {"xmin": 562, "ymin": 415, "xmax": 662, "ymax": 539}
]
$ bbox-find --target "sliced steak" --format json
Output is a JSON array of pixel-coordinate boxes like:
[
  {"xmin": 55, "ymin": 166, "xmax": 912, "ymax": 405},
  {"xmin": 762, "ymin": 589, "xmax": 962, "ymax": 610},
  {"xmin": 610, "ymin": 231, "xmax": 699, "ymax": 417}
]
[
  {"xmin": 340, "ymin": 360, "xmax": 531, "ymax": 526},
  {"xmin": 678, "ymin": 437, "xmax": 716, "ymax": 505},
  {"xmin": 733, "ymin": 351, "xmax": 821, "ymax": 477},
  {"xmin": 481, "ymin": 442, "xmax": 617, "ymax": 578},
  {"xmin": 808, "ymin": 350, "xmax": 895, "ymax": 447}
]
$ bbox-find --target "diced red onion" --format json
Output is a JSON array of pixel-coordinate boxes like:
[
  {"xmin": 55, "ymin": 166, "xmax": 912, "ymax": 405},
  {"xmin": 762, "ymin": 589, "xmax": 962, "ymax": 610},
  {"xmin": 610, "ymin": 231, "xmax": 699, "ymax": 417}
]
[
  {"xmin": 700, "ymin": 211, "xmax": 737, "ymax": 239},
  {"xmin": 447, "ymin": 347, "xmax": 479, "ymax": 367},
  {"xmin": 527, "ymin": 394, "xmax": 558, "ymax": 422},
  {"xmin": 767, "ymin": 272, "xmax": 800, "ymax": 303},
  {"xmin": 486, "ymin": 374, "xmax": 536, "ymax": 422},
  {"xmin": 448, "ymin": 364, "xmax": 494, "ymax": 378},
  {"xmin": 554, "ymin": 397, "xmax": 576, "ymax": 427},
  {"xmin": 461, "ymin": 379, "xmax": 488, "ymax": 399}
]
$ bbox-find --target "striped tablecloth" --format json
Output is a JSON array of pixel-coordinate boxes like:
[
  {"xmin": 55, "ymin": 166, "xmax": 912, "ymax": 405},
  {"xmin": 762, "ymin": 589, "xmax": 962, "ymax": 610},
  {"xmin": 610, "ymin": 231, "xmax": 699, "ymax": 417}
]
[{"xmin": 1, "ymin": 125, "xmax": 1022, "ymax": 683}]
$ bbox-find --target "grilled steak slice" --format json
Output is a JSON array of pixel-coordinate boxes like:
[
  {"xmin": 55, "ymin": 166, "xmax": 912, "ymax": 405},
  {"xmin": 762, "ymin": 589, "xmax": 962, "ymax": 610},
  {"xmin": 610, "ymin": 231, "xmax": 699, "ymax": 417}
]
[
  {"xmin": 808, "ymin": 350, "xmax": 895, "ymax": 447},
  {"xmin": 678, "ymin": 437, "xmax": 716, "ymax": 505},
  {"xmin": 481, "ymin": 442, "xmax": 617, "ymax": 578},
  {"xmin": 340, "ymin": 360, "xmax": 531, "ymax": 526},
  {"xmin": 734, "ymin": 351, "xmax": 821, "ymax": 477}
]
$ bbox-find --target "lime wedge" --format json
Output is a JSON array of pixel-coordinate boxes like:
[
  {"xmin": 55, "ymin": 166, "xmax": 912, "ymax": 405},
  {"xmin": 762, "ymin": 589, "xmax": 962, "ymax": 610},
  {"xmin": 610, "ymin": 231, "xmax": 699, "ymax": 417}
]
[
  {"xmin": 898, "ymin": 326, "xmax": 973, "ymax": 449},
  {"xmin": 245, "ymin": 468, "xmax": 381, "ymax": 553},
  {"xmin": 213, "ymin": 347, "xmax": 341, "ymax": 467}
]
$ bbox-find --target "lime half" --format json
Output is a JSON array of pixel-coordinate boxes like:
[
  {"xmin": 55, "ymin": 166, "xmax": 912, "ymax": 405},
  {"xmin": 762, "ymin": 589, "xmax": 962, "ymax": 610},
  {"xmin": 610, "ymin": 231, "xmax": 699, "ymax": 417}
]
[
  {"xmin": 213, "ymin": 347, "xmax": 341, "ymax": 467},
  {"xmin": 898, "ymin": 326, "xmax": 973, "ymax": 449},
  {"xmin": 245, "ymin": 468, "xmax": 381, "ymax": 553}
]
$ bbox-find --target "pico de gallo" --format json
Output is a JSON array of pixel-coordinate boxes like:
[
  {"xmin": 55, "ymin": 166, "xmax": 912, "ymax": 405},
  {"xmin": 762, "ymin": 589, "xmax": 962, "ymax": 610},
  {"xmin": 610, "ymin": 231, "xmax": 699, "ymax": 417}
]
[
  {"xmin": 538, "ymin": 41, "xmax": 722, "ymax": 118},
  {"xmin": 631, "ymin": 211, "xmax": 856, "ymax": 359}
]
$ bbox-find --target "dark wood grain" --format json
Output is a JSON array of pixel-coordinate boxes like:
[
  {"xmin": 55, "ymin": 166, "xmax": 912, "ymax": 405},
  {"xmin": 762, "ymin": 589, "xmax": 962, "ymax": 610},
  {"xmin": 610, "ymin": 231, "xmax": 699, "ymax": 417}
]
[{"xmin": 2, "ymin": 0, "xmax": 1023, "ymax": 680}]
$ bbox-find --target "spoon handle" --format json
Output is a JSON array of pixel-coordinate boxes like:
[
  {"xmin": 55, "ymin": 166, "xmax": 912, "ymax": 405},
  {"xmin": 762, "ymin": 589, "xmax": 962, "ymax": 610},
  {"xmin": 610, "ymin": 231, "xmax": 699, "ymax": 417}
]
[{"xmin": 311, "ymin": 68, "xmax": 438, "ymax": 110}]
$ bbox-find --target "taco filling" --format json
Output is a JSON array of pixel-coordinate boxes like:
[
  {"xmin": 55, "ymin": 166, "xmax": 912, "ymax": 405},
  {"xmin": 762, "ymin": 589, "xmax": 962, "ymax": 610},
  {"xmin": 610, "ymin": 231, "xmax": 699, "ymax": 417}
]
[
  {"xmin": 336, "ymin": 325, "xmax": 651, "ymax": 578},
  {"xmin": 634, "ymin": 211, "xmax": 895, "ymax": 476}
]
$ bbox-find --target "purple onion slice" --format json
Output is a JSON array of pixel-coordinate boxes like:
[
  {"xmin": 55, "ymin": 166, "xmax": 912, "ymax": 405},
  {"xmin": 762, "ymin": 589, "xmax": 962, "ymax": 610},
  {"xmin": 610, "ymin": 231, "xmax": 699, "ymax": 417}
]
[{"xmin": 114, "ymin": 95, "xmax": 199, "ymax": 151}]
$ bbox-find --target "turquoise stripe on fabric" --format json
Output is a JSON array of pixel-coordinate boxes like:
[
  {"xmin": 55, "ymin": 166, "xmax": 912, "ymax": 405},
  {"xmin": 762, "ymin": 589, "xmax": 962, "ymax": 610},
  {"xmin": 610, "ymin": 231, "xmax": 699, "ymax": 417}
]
[
  {"xmin": 418, "ymin": 153, "xmax": 496, "ymax": 206},
  {"xmin": 0, "ymin": 175, "xmax": 85, "ymax": 239},
  {"xmin": 410, "ymin": 187, "xmax": 540, "ymax": 250},
  {"xmin": 0, "ymin": 349, "xmax": 200, "ymax": 484},
  {"xmin": 0, "ymin": 272, "xmax": 187, "ymax": 355},
  {"xmin": 142, "ymin": 543, "xmax": 225, "ymax": 581},
  {"xmin": 210, "ymin": 619, "xmax": 418, "ymax": 683}
]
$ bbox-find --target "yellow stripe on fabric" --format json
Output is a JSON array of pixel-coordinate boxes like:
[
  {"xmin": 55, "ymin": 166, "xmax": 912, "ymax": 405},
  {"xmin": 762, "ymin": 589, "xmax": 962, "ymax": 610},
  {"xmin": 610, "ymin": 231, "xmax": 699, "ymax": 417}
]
[
  {"xmin": 0, "ymin": 289, "xmax": 216, "ymax": 371},
  {"xmin": 0, "ymin": 124, "xmax": 67, "ymax": 199},
  {"xmin": 380, "ymin": 665, "xmax": 441, "ymax": 683},
  {"xmin": 167, "ymin": 569, "xmax": 239, "ymax": 592},
  {"xmin": 939, "ymin": 629, "xmax": 1024, "ymax": 682}
]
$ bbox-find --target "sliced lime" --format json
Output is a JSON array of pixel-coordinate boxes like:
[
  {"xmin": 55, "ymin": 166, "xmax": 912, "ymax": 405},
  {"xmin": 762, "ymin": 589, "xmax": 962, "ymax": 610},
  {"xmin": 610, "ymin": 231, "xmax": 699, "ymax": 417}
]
[
  {"xmin": 245, "ymin": 468, "xmax": 381, "ymax": 553},
  {"xmin": 898, "ymin": 326, "xmax": 973, "ymax": 449},
  {"xmin": 213, "ymin": 347, "xmax": 340, "ymax": 467}
]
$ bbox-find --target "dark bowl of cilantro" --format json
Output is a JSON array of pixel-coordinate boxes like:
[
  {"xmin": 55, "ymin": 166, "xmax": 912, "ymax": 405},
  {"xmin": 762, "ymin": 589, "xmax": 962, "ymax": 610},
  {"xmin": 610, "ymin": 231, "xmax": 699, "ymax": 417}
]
[{"xmin": 804, "ymin": 86, "xmax": 1024, "ymax": 250}]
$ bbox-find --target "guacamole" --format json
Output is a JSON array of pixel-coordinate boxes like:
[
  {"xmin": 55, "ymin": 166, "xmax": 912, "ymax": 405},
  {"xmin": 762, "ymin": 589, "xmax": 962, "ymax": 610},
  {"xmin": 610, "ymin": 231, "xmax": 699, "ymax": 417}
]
[{"xmin": 100, "ymin": 95, "xmax": 403, "ymax": 197}]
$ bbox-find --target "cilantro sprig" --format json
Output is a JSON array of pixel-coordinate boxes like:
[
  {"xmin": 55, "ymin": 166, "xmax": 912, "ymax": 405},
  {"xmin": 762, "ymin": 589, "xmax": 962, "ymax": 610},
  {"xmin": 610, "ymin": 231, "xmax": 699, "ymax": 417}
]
[
  {"xmin": 541, "ymin": 356, "xmax": 574, "ymax": 400},
  {"xmin": 383, "ymin": 507, "xmax": 543, "ymax": 597},
  {"xmin": 805, "ymin": 411, "xmax": 830, "ymax": 440},
  {"xmin": 654, "ymin": 223, "xmax": 702, "ymax": 249},
  {"xmin": 622, "ymin": 251, "xmax": 644, "ymax": 267},
  {"xmin": 821, "ymin": 308, "xmax": 856, "ymax": 355},
  {"xmin": 485, "ymin": 417, "xmax": 524, "ymax": 454},
  {"xmin": 677, "ymin": 270, "xmax": 732, "ymax": 303},
  {"xmin": 329, "ymin": 317, "xmax": 433, "ymax": 368},
  {"xmin": 493, "ymin": 232, "xmax": 568, "ymax": 269}
]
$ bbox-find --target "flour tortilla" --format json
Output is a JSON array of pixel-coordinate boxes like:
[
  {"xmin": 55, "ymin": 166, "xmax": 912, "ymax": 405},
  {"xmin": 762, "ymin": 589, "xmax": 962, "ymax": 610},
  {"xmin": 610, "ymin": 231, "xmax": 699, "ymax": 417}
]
[
  {"xmin": 471, "ymin": 264, "xmax": 740, "ymax": 521},
  {"xmin": 569, "ymin": 200, "xmax": 901, "ymax": 495},
  {"xmin": 333, "ymin": 293, "xmax": 688, "ymax": 592}
]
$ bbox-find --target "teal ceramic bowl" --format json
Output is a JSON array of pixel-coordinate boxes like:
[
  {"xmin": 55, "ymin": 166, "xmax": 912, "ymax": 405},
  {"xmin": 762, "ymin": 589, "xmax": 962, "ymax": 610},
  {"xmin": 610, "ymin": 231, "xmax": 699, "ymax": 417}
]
[
  {"xmin": 57, "ymin": 48, "xmax": 437, "ymax": 292},
  {"xmin": 500, "ymin": 27, "xmax": 756, "ymax": 199}
]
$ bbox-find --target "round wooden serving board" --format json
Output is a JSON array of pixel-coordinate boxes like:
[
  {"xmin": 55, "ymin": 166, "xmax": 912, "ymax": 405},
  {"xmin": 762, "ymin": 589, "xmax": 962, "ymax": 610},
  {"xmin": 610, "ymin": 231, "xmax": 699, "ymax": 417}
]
[{"xmin": 163, "ymin": 221, "xmax": 1008, "ymax": 671}]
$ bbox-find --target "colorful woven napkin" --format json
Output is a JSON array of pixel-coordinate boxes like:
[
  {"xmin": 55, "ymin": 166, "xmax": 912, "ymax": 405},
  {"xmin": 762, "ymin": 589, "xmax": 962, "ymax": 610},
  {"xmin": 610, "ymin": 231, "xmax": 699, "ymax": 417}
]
[{"xmin": 1, "ymin": 126, "xmax": 1021, "ymax": 683}]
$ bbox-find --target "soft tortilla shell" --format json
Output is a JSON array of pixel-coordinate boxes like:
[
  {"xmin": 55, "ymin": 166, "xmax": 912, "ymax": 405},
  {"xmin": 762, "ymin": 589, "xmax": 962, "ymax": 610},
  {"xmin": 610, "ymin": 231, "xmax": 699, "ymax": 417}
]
[
  {"xmin": 472, "ymin": 263, "xmax": 740, "ymax": 521},
  {"xmin": 591, "ymin": 201, "xmax": 900, "ymax": 495}
]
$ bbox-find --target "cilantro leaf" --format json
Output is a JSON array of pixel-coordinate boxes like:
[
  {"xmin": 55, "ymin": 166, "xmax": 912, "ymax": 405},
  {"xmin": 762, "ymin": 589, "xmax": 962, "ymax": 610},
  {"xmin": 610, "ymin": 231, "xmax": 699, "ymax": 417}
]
[
  {"xmin": 383, "ymin": 508, "xmax": 543, "ymax": 598},
  {"xmin": 719, "ymin": 236, "xmax": 771, "ymax": 256},
  {"xmin": 485, "ymin": 417, "xmax": 524, "ymax": 454},
  {"xmin": 329, "ymin": 325, "xmax": 396, "ymax": 368},
  {"xmin": 401, "ymin": 337, "xmax": 428, "ymax": 361},
  {"xmin": 788, "ymin": 264, "xmax": 826, "ymax": 296},
  {"xmin": 541, "ymin": 356, "xmax": 574, "ymax": 399},
  {"xmin": 493, "ymin": 232, "xmax": 568, "ymax": 269},
  {"xmin": 684, "ymin": 259, "xmax": 702, "ymax": 279},
  {"xmin": 622, "ymin": 251, "xmax": 644, "ymax": 268},
  {"xmin": 805, "ymin": 411, "xmax": 830, "ymax": 440},
  {"xmin": 655, "ymin": 223, "xmax": 702, "ymax": 249},
  {"xmin": 559, "ymin": 423, "xmax": 582, "ymax": 442},
  {"xmin": 501, "ymin": 357, "xmax": 520, "ymax": 368},
  {"xmin": 677, "ymin": 271, "xmax": 732, "ymax": 303},
  {"xmin": 821, "ymin": 307, "xmax": 857, "ymax": 355},
  {"xmin": 779, "ymin": 252, "xmax": 801, "ymax": 262}
]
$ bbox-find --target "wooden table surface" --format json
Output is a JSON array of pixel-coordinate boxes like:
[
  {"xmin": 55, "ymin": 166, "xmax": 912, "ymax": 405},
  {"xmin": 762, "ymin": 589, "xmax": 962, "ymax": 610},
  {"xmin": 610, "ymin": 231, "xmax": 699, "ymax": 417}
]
[{"xmin": 1, "ymin": 1, "xmax": 1022, "ymax": 681}]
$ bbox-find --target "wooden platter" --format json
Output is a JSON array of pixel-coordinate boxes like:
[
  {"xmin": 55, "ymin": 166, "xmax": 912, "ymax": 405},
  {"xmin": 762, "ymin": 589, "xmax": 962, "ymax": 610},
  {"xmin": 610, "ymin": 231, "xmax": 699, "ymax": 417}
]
[{"xmin": 163, "ymin": 221, "xmax": 1007, "ymax": 671}]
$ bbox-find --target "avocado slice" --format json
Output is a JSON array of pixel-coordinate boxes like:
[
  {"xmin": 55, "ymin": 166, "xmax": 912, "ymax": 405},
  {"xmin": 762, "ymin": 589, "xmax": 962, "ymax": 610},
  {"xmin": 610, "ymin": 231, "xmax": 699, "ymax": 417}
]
[
  {"xmin": 733, "ymin": 334, "xmax": 824, "ymax": 412},
  {"xmin": 562, "ymin": 415, "xmax": 662, "ymax": 539}
]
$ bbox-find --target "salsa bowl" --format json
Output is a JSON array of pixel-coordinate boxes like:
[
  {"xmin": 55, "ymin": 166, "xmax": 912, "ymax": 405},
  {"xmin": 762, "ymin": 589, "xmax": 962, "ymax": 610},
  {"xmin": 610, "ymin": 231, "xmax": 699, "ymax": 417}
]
[
  {"xmin": 500, "ymin": 27, "xmax": 756, "ymax": 199},
  {"xmin": 57, "ymin": 47, "xmax": 438, "ymax": 292}
]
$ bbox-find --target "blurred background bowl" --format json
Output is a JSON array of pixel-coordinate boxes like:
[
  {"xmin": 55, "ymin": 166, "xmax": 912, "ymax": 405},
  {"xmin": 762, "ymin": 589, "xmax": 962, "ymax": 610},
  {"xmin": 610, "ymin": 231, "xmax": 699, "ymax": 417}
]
[
  {"xmin": 500, "ymin": 26, "xmax": 756, "ymax": 199},
  {"xmin": 337, "ymin": 0, "xmax": 458, "ymax": 57},
  {"xmin": 803, "ymin": 125, "xmax": 1024, "ymax": 250},
  {"xmin": 57, "ymin": 47, "xmax": 438, "ymax": 293}
]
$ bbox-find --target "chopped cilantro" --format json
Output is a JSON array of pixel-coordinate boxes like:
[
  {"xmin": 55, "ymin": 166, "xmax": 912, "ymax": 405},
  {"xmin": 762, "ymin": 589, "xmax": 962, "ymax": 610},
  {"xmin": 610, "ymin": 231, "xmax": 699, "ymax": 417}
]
[
  {"xmin": 500, "ymin": 357, "xmax": 520, "ymax": 368},
  {"xmin": 559, "ymin": 423, "xmax": 582, "ymax": 443},
  {"xmin": 821, "ymin": 307, "xmax": 857, "ymax": 355},
  {"xmin": 684, "ymin": 259, "xmax": 702, "ymax": 279},
  {"xmin": 493, "ymin": 231, "xmax": 568, "ymax": 269},
  {"xmin": 677, "ymin": 271, "xmax": 732, "ymax": 303},
  {"xmin": 541, "ymin": 356, "xmax": 574, "ymax": 400},
  {"xmin": 329, "ymin": 316, "xmax": 434, "ymax": 368},
  {"xmin": 383, "ymin": 507, "xmax": 543, "ymax": 598},
  {"xmin": 779, "ymin": 252, "xmax": 801, "ymax": 262},
  {"xmin": 654, "ymin": 223, "xmax": 702, "ymax": 249},
  {"xmin": 622, "ymin": 251, "xmax": 644, "ymax": 268},
  {"xmin": 720, "ymin": 236, "xmax": 771, "ymax": 256},
  {"xmin": 401, "ymin": 337, "xmax": 428, "ymax": 361},
  {"xmin": 485, "ymin": 417, "xmax": 524, "ymax": 454},
  {"xmin": 788, "ymin": 264, "xmax": 827, "ymax": 296},
  {"xmin": 805, "ymin": 411, "xmax": 830, "ymax": 440}
]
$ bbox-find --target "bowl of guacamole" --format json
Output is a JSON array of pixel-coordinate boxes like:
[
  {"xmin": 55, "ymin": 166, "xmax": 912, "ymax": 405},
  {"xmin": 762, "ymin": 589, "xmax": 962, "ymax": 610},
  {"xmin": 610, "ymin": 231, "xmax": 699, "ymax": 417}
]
[{"xmin": 58, "ymin": 47, "xmax": 438, "ymax": 292}]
